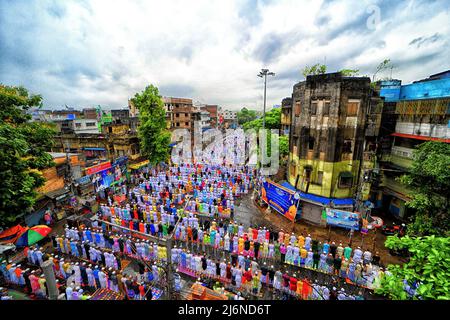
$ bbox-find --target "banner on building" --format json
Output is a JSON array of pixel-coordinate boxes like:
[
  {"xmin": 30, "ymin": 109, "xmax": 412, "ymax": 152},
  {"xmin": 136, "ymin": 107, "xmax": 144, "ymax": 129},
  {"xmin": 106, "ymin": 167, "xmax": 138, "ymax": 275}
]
[
  {"xmin": 261, "ymin": 179, "xmax": 299, "ymax": 222},
  {"xmin": 86, "ymin": 161, "xmax": 112, "ymax": 175},
  {"xmin": 325, "ymin": 208, "xmax": 360, "ymax": 230}
]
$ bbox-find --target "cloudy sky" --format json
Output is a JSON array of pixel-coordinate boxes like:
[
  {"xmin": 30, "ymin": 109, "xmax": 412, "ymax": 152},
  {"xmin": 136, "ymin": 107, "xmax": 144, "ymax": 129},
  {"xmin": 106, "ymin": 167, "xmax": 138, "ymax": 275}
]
[{"xmin": 1, "ymin": 0, "xmax": 449, "ymax": 110}]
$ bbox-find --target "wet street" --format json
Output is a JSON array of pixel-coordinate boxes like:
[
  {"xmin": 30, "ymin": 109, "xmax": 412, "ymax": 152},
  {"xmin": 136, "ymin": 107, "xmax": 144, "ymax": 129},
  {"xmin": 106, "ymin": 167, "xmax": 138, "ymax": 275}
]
[{"xmin": 233, "ymin": 192, "xmax": 405, "ymax": 267}]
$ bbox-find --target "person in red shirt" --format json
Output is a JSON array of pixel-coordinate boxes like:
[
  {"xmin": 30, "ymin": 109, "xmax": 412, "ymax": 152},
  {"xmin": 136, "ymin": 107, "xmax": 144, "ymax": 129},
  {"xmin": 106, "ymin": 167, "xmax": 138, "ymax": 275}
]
[
  {"xmin": 187, "ymin": 226, "xmax": 193, "ymax": 242},
  {"xmin": 138, "ymin": 221, "xmax": 145, "ymax": 233},
  {"xmin": 244, "ymin": 268, "xmax": 253, "ymax": 293},
  {"xmin": 302, "ymin": 278, "xmax": 311, "ymax": 300},
  {"xmin": 289, "ymin": 274, "xmax": 298, "ymax": 294},
  {"xmin": 133, "ymin": 208, "xmax": 138, "ymax": 220},
  {"xmin": 252, "ymin": 228, "xmax": 258, "ymax": 241},
  {"xmin": 129, "ymin": 220, "xmax": 134, "ymax": 231}
]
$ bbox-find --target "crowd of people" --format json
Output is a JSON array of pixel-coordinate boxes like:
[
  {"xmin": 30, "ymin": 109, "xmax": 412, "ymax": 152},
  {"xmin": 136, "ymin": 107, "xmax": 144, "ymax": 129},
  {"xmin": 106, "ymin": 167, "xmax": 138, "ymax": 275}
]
[
  {"xmin": 93, "ymin": 164, "xmax": 384, "ymax": 296},
  {"xmin": 1, "ymin": 162, "xmax": 385, "ymax": 301}
]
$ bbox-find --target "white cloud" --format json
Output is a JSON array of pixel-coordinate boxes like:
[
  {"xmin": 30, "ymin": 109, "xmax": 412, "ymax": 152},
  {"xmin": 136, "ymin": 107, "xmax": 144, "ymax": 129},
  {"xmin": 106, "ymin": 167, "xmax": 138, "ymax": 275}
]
[{"xmin": 0, "ymin": 0, "xmax": 449, "ymax": 110}]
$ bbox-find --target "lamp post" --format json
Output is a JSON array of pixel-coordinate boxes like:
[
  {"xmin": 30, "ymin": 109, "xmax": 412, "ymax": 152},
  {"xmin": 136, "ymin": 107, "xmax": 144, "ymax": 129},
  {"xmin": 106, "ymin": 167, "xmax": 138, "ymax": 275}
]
[{"xmin": 257, "ymin": 69, "xmax": 275, "ymax": 129}]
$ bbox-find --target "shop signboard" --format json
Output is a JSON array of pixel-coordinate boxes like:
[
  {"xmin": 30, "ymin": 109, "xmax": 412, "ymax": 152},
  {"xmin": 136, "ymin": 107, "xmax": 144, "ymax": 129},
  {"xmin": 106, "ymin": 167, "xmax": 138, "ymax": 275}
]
[
  {"xmin": 325, "ymin": 208, "xmax": 360, "ymax": 230},
  {"xmin": 86, "ymin": 161, "xmax": 112, "ymax": 175},
  {"xmin": 261, "ymin": 179, "xmax": 299, "ymax": 222}
]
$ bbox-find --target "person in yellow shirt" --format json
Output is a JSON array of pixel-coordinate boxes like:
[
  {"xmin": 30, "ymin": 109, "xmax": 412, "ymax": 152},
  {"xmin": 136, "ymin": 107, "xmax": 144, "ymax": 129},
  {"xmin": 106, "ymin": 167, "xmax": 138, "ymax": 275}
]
[
  {"xmin": 300, "ymin": 247, "xmax": 308, "ymax": 266},
  {"xmin": 298, "ymin": 234, "xmax": 305, "ymax": 249},
  {"xmin": 238, "ymin": 237, "xmax": 244, "ymax": 254}
]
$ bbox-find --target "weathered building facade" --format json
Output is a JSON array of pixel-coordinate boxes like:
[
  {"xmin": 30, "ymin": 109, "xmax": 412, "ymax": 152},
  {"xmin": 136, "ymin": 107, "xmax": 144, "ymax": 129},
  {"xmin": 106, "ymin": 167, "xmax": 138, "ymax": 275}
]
[
  {"xmin": 288, "ymin": 72, "xmax": 380, "ymax": 224},
  {"xmin": 281, "ymin": 97, "xmax": 292, "ymax": 136},
  {"xmin": 377, "ymin": 71, "xmax": 450, "ymax": 219}
]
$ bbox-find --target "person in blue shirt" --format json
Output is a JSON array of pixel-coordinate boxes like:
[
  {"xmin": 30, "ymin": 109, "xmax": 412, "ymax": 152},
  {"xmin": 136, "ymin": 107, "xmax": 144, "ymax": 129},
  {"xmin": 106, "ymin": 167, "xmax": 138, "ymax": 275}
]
[{"xmin": 322, "ymin": 241, "xmax": 330, "ymax": 254}]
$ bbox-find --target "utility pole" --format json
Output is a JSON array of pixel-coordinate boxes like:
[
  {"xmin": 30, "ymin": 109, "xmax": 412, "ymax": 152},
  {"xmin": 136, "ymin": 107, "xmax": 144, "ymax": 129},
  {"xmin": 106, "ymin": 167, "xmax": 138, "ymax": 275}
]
[{"xmin": 257, "ymin": 69, "xmax": 275, "ymax": 129}]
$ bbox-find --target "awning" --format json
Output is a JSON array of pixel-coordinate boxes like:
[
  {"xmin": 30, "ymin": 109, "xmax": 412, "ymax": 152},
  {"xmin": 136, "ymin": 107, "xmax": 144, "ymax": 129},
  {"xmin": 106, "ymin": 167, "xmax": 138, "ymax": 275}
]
[
  {"xmin": 82, "ymin": 147, "xmax": 106, "ymax": 151},
  {"xmin": 280, "ymin": 181, "xmax": 354, "ymax": 207},
  {"xmin": 129, "ymin": 160, "xmax": 150, "ymax": 170},
  {"xmin": 391, "ymin": 132, "xmax": 450, "ymax": 143},
  {"xmin": 45, "ymin": 188, "xmax": 70, "ymax": 200}
]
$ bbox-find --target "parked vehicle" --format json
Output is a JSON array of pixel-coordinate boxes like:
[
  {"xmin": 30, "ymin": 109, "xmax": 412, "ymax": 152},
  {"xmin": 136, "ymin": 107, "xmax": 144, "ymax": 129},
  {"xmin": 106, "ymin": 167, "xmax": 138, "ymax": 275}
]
[{"xmin": 381, "ymin": 222, "xmax": 406, "ymax": 236}]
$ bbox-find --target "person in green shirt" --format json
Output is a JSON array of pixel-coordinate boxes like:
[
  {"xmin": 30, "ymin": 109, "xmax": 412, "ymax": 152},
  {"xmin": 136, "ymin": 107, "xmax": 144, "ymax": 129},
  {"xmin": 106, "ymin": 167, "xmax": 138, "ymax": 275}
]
[
  {"xmin": 162, "ymin": 224, "xmax": 168, "ymax": 237},
  {"xmin": 344, "ymin": 245, "xmax": 352, "ymax": 260},
  {"xmin": 274, "ymin": 242, "xmax": 281, "ymax": 261}
]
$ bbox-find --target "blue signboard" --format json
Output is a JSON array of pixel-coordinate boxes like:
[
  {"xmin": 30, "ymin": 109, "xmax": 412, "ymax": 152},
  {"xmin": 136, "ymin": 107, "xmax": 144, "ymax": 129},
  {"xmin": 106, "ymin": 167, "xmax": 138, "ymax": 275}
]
[
  {"xmin": 261, "ymin": 179, "xmax": 299, "ymax": 221},
  {"xmin": 325, "ymin": 208, "xmax": 360, "ymax": 230}
]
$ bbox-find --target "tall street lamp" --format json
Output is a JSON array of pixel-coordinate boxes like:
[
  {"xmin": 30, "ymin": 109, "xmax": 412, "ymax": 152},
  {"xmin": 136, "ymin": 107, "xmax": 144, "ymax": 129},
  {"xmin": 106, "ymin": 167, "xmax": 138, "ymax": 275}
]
[{"xmin": 258, "ymin": 68, "xmax": 275, "ymax": 129}]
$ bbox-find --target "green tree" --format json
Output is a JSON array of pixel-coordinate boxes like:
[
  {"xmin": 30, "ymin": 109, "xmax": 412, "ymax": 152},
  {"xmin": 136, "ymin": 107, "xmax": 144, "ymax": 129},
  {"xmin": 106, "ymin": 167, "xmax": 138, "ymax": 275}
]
[
  {"xmin": 242, "ymin": 107, "xmax": 281, "ymax": 131},
  {"xmin": 373, "ymin": 58, "xmax": 392, "ymax": 81},
  {"xmin": 237, "ymin": 107, "xmax": 258, "ymax": 125},
  {"xmin": 376, "ymin": 235, "xmax": 450, "ymax": 300},
  {"xmin": 279, "ymin": 135, "xmax": 289, "ymax": 157},
  {"xmin": 0, "ymin": 85, "xmax": 56, "ymax": 227},
  {"xmin": 339, "ymin": 68, "xmax": 360, "ymax": 76},
  {"xmin": 132, "ymin": 85, "xmax": 171, "ymax": 165},
  {"xmin": 399, "ymin": 141, "xmax": 450, "ymax": 237},
  {"xmin": 301, "ymin": 63, "xmax": 327, "ymax": 78}
]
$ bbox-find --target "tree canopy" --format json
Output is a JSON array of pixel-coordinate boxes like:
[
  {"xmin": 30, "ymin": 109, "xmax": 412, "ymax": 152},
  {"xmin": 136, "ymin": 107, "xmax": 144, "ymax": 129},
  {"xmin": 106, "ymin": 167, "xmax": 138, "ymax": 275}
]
[
  {"xmin": 237, "ymin": 107, "xmax": 258, "ymax": 125},
  {"xmin": 0, "ymin": 85, "xmax": 56, "ymax": 227},
  {"xmin": 399, "ymin": 141, "xmax": 450, "ymax": 237},
  {"xmin": 132, "ymin": 85, "xmax": 171, "ymax": 165},
  {"xmin": 376, "ymin": 235, "xmax": 450, "ymax": 300},
  {"xmin": 301, "ymin": 63, "xmax": 327, "ymax": 78},
  {"xmin": 242, "ymin": 107, "xmax": 281, "ymax": 131},
  {"xmin": 339, "ymin": 69, "xmax": 360, "ymax": 76}
]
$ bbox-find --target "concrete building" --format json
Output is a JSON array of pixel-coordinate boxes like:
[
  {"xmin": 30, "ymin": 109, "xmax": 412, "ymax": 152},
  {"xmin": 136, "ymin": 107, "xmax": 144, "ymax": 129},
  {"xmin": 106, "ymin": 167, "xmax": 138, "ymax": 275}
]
[
  {"xmin": 288, "ymin": 72, "xmax": 381, "ymax": 224},
  {"xmin": 377, "ymin": 70, "xmax": 450, "ymax": 219},
  {"xmin": 163, "ymin": 97, "xmax": 194, "ymax": 130},
  {"xmin": 201, "ymin": 104, "xmax": 218, "ymax": 127},
  {"xmin": 281, "ymin": 97, "xmax": 292, "ymax": 136},
  {"xmin": 111, "ymin": 108, "xmax": 130, "ymax": 122},
  {"xmin": 82, "ymin": 108, "xmax": 98, "ymax": 119},
  {"xmin": 72, "ymin": 119, "xmax": 100, "ymax": 134}
]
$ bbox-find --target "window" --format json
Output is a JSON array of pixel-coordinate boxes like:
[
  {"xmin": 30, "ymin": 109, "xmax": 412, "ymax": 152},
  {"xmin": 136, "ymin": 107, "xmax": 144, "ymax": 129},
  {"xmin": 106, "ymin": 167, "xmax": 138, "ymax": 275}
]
[
  {"xmin": 185, "ymin": 113, "xmax": 188, "ymax": 117},
  {"xmin": 86, "ymin": 122, "xmax": 96, "ymax": 127},
  {"xmin": 342, "ymin": 140, "xmax": 352, "ymax": 153},
  {"xmin": 347, "ymin": 100, "xmax": 359, "ymax": 116},
  {"xmin": 304, "ymin": 166, "xmax": 312, "ymax": 182},
  {"xmin": 176, "ymin": 113, "xmax": 179, "ymax": 118},
  {"xmin": 311, "ymin": 101, "xmax": 318, "ymax": 115},
  {"xmin": 176, "ymin": 123, "xmax": 180, "ymax": 127},
  {"xmin": 308, "ymin": 136, "xmax": 315, "ymax": 150},
  {"xmin": 339, "ymin": 172, "xmax": 353, "ymax": 188},
  {"xmin": 75, "ymin": 123, "xmax": 82, "ymax": 128},
  {"xmin": 317, "ymin": 171, "xmax": 323, "ymax": 185},
  {"xmin": 323, "ymin": 101, "xmax": 330, "ymax": 115},
  {"xmin": 185, "ymin": 122, "xmax": 189, "ymax": 126},
  {"xmin": 295, "ymin": 102, "xmax": 301, "ymax": 116}
]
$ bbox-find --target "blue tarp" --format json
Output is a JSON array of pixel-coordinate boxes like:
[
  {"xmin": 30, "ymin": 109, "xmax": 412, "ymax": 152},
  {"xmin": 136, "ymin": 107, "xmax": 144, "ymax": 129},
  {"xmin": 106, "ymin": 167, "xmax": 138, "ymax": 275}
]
[
  {"xmin": 280, "ymin": 181, "xmax": 354, "ymax": 207},
  {"xmin": 83, "ymin": 147, "xmax": 106, "ymax": 151}
]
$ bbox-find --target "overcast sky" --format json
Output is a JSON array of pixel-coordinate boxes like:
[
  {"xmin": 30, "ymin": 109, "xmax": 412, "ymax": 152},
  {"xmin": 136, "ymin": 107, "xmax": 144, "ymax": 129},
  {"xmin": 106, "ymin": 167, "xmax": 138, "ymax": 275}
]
[{"xmin": 1, "ymin": 0, "xmax": 449, "ymax": 110}]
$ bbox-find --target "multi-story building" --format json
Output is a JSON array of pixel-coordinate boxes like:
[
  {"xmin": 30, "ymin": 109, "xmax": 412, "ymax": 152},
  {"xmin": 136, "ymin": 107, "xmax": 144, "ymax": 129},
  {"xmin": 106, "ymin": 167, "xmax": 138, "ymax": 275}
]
[
  {"xmin": 102, "ymin": 117, "xmax": 140, "ymax": 160},
  {"xmin": 219, "ymin": 109, "xmax": 238, "ymax": 128},
  {"xmin": 111, "ymin": 108, "xmax": 130, "ymax": 122},
  {"xmin": 281, "ymin": 97, "xmax": 292, "ymax": 136},
  {"xmin": 163, "ymin": 97, "xmax": 194, "ymax": 130},
  {"xmin": 377, "ymin": 70, "xmax": 450, "ymax": 219},
  {"xmin": 72, "ymin": 119, "xmax": 100, "ymax": 134},
  {"xmin": 82, "ymin": 108, "xmax": 98, "ymax": 119},
  {"xmin": 288, "ymin": 72, "xmax": 381, "ymax": 224},
  {"xmin": 201, "ymin": 104, "xmax": 218, "ymax": 127}
]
